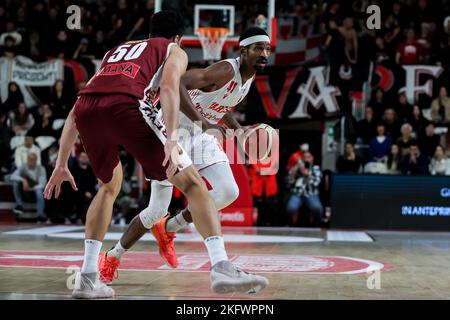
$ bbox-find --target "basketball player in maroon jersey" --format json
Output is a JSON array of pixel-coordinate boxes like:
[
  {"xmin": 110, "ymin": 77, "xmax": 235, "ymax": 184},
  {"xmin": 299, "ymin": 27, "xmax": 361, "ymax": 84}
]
[{"xmin": 44, "ymin": 11, "xmax": 268, "ymax": 298}]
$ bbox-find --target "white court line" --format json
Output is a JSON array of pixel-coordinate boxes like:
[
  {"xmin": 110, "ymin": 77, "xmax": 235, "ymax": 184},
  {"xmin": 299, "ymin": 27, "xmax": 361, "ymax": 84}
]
[
  {"xmin": 326, "ymin": 231, "xmax": 373, "ymax": 242},
  {"xmin": 47, "ymin": 232, "xmax": 324, "ymax": 243},
  {"xmin": 3, "ymin": 226, "xmax": 85, "ymax": 235}
]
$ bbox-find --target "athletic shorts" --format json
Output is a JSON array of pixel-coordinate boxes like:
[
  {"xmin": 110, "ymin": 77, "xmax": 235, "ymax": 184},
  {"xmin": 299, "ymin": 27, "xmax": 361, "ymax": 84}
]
[
  {"xmin": 156, "ymin": 113, "xmax": 230, "ymax": 187},
  {"xmin": 73, "ymin": 94, "xmax": 192, "ymax": 183}
]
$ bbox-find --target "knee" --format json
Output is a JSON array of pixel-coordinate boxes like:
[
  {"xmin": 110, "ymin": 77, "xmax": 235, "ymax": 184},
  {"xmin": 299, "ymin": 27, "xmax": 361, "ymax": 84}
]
[
  {"xmin": 100, "ymin": 181, "xmax": 121, "ymax": 197},
  {"xmin": 215, "ymin": 182, "xmax": 239, "ymax": 209},
  {"xmin": 180, "ymin": 175, "xmax": 206, "ymax": 197}
]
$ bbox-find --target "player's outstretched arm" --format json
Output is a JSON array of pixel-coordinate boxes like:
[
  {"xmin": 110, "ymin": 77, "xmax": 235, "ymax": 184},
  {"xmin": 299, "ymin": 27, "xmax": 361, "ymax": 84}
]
[
  {"xmin": 159, "ymin": 44, "xmax": 188, "ymax": 177},
  {"xmin": 179, "ymin": 61, "xmax": 235, "ymax": 135},
  {"xmin": 44, "ymin": 108, "xmax": 78, "ymax": 199}
]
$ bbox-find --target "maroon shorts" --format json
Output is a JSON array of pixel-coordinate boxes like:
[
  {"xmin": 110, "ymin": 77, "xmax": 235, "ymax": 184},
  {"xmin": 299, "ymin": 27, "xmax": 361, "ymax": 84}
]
[{"xmin": 73, "ymin": 94, "xmax": 172, "ymax": 183}]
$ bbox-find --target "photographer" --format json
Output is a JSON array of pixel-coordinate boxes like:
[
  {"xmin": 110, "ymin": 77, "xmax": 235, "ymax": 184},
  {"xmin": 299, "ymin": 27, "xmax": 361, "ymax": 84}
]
[{"xmin": 285, "ymin": 151, "xmax": 324, "ymax": 226}]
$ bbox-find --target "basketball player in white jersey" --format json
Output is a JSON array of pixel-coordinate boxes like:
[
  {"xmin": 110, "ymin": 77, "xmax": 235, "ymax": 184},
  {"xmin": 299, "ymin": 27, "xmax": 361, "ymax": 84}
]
[{"xmin": 99, "ymin": 27, "xmax": 272, "ymax": 293}]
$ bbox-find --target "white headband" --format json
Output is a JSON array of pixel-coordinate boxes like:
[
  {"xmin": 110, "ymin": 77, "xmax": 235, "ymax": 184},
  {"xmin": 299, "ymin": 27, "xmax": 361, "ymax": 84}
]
[{"xmin": 239, "ymin": 35, "xmax": 270, "ymax": 47}]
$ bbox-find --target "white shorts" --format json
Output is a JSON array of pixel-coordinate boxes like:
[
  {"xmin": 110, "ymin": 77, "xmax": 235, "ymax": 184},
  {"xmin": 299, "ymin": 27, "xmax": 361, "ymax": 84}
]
[{"xmin": 157, "ymin": 131, "xmax": 229, "ymax": 186}]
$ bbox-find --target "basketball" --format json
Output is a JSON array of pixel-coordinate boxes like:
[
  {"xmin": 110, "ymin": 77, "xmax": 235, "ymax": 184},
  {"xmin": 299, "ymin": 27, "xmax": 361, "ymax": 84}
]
[{"xmin": 241, "ymin": 123, "xmax": 277, "ymax": 162}]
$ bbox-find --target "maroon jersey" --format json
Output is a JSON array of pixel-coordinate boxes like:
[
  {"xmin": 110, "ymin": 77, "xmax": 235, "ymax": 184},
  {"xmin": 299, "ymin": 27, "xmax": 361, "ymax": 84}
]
[{"xmin": 79, "ymin": 37, "xmax": 173, "ymax": 100}]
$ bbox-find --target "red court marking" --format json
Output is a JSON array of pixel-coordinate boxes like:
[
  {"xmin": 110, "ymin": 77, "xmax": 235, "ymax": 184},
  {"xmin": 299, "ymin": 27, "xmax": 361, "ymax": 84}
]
[{"xmin": 0, "ymin": 250, "xmax": 393, "ymax": 274}]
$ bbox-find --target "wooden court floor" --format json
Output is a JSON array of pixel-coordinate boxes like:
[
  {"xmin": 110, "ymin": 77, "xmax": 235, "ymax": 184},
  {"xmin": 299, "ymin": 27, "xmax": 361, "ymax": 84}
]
[{"xmin": 0, "ymin": 224, "xmax": 449, "ymax": 300}]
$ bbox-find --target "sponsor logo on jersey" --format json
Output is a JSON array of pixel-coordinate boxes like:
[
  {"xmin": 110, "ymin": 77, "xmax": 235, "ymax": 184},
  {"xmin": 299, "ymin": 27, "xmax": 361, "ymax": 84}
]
[{"xmin": 98, "ymin": 61, "xmax": 140, "ymax": 79}]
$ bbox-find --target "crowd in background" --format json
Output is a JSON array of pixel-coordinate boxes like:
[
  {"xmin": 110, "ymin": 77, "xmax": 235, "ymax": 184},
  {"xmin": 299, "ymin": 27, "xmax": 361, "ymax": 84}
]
[{"xmin": 0, "ymin": 0, "xmax": 449, "ymax": 227}]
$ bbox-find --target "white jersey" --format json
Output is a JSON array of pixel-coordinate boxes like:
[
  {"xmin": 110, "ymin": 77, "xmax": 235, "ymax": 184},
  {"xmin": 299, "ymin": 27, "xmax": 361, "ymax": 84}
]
[
  {"xmin": 180, "ymin": 57, "xmax": 254, "ymax": 127},
  {"xmin": 155, "ymin": 57, "xmax": 254, "ymax": 180}
]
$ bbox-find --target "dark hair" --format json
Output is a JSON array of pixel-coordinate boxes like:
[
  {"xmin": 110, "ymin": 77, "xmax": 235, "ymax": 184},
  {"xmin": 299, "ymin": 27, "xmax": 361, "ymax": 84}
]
[
  {"xmin": 150, "ymin": 10, "xmax": 184, "ymax": 39},
  {"xmin": 387, "ymin": 144, "xmax": 399, "ymax": 169}
]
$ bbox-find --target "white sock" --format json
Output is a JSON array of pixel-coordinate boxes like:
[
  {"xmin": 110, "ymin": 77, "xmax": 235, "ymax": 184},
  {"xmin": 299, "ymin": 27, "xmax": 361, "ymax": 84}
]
[
  {"xmin": 81, "ymin": 239, "xmax": 102, "ymax": 274},
  {"xmin": 166, "ymin": 210, "xmax": 190, "ymax": 232},
  {"xmin": 204, "ymin": 236, "xmax": 228, "ymax": 266},
  {"xmin": 107, "ymin": 241, "xmax": 127, "ymax": 260}
]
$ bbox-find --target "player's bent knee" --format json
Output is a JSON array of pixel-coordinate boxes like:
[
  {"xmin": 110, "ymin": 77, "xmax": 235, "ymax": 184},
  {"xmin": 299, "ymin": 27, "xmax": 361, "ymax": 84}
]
[{"xmin": 215, "ymin": 182, "xmax": 239, "ymax": 209}]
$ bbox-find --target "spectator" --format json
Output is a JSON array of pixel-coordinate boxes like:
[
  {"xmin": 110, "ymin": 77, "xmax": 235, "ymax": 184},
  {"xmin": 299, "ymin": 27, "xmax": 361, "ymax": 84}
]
[
  {"xmin": 11, "ymin": 153, "xmax": 47, "ymax": 221},
  {"xmin": 408, "ymin": 105, "xmax": 428, "ymax": 136},
  {"xmin": 374, "ymin": 36, "xmax": 390, "ymax": 63},
  {"xmin": 416, "ymin": 22, "xmax": 432, "ymax": 63},
  {"xmin": 386, "ymin": 144, "xmax": 402, "ymax": 174},
  {"xmin": 338, "ymin": 16, "xmax": 358, "ymax": 64},
  {"xmin": 52, "ymin": 30, "xmax": 72, "ymax": 59},
  {"xmin": 49, "ymin": 80, "xmax": 73, "ymax": 119},
  {"xmin": 368, "ymin": 124, "xmax": 392, "ymax": 162},
  {"xmin": 14, "ymin": 135, "xmax": 41, "ymax": 168},
  {"xmin": 382, "ymin": 108, "xmax": 401, "ymax": 140},
  {"xmin": 286, "ymin": 151, "xmax": 323, "ymax": 226},
  {"xmin": 430, "ymin": 86, "xmax": 450, "ymax": 124},
  {"xmin": 368, "ymin": 88, "xmax": 386, "ymax": 121},
  {"xmin": 248, "ymin": 162, "xmax": 279, "ymax": 226},
  {"xmin": 396, "ymin": 28, "xmax": 422, "ymax": 65},
  {"xmin": 9, "ymin": 102, "xmax": 35, "ymax": 136},
  {"xmin": 3, "ymin": 82, "xmax": 24, "ymax": 114},
  {"xmin": 395, "ymin": 93, "xmax": 413, "ymax": 122},
  {"xmin": 357, "ymin": 106, "xmax": 377, "ymax": 144},
  {"xmin": 429, "ymin": 145, "xmax": 450, "ymax": 175},
  {"xmin": 336, "ymin": 142, "xmax": 362, "ymax": 173},
  {"xmin": 28, "ymin": 104, "xmax": 56, "ymax": 137},
  {"xmin": 382, "ymin": 14, "xmax": 402, "ymax": 57},
  {"xmin": 286, "ymin": 143, "xmax": 309, "ymax": 172},
  {"xmin": 71, "ymin": 152, "xmax": 97, "ymax": 223},
  {"xmin": 0, "ymin": 21, "xmax": 22, "ymax": 45},
  {"xmin": 90, "ymin": 30, "xmax": 109, "ymax": 59},
  {"xmin": 402, "ymin": 141, "xmax": 429, "ymax": 175},
  {"xmin": 397, "ymin": 123, "xmax": 414, "ymax": 156},
  {"xmin": 0, "ymin": 111, "xmax": 12, "ymax": 174},
  {"xmin": 419, "ymin": 122, "xmax": 442, "ymax": 159}
]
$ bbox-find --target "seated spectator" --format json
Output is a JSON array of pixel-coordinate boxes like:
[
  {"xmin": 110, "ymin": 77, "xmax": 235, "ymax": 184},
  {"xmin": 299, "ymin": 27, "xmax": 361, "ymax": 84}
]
[
  {"xmin": 430, "ymin": 86, "xmax": 450, "ymax": 124},
  {"xmin": 368, "ymin": 124, "xmax": 392, "ymax": 162},
  {"xmin": 369, "ymin": 88, "xmax": 386, "ymax": 121},
  {"xmin": 336, "ymin": 142, "xmax": 362, "ymax": 173},
  {"xmin": 10, "ymin": 153, "xmax": 47, "ymax": 221},
  {"xmin": 397, "ymin": 123, "xmax": 414, "ymax": 156},
  {"xmin": 3, "ymin": 82, "xmax": 24, "ymax": 114},
  {"xmin": 71, "ymin": 152, "xmax": 97, "ymax": 223},
  {"xmin": 286, "ymin": 143, "xmax": 309, "ymax": 172},
  {"xmin": 357, "ymin": 106, "xmax": 377, "ymax": 144},
  {"xmin": 402, "ymin": 141, "xmax": 429, "ymax": 175},
  {"xmin": 49, "ymin": 80, "xmax": 74, "ymax": 119},
  {"xmin": 395, "ymin": 93, "xmax": 413, "ymax": 122},
  {"xmin": 396, "ymin": 28, "xmax": 422, "ymax": 65},
  {"xmin": 14, "ymin": 135, "xmax": 41, "ymax": 168},
  {"xmin": 382, "ymin": 108, "xmax": 401, "ymax": 140},
  {"xmin": 429, "ymin": 145, "xmax": 450, "ymax": 176},
  {"xmin": 286, "ymin": 151, "xmax": 323, "ymax": 226},
  {"xmin": 0, "ymin": 111, "xmax": 12, "ymax": 174},
  {"xmin": 408, "ymin": 105, "xmax": 428, "ymax": 136},
  {"xmin": 419, "ymin": 123, "xmax": 441, "ymax": 159},
  {"xmin": 9, "ymin": 102, "xmax": 35, "ymax": 136},
  {"xmin": 386, "ymin": 144, "xmax": 402, "ymax": 174},
  {"xmin": 28, "ymin": 104, "xmax": 56, "ymax": 137}
]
